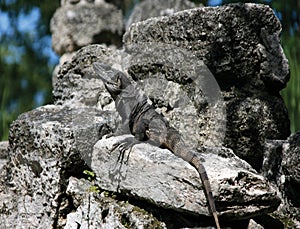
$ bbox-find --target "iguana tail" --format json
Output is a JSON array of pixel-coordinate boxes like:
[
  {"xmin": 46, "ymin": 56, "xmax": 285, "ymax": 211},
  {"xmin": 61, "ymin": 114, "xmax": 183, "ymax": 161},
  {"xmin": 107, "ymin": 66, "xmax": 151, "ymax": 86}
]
[
  {"xmin": 190, "ymin": 155, "xmax": 221, "ymax": 229},
  {"xmin": 147, "ymin": 124, "xmax": 221, "ymax": 228},
  {"xmin": 162, "ymin": 128, "xmax": 221, "ymax": 229}
]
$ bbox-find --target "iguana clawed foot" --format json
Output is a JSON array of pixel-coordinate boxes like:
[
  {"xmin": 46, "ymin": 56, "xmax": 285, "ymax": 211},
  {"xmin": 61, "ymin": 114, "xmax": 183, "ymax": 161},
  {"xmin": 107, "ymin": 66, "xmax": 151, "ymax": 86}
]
[{"xmin": 111, "ymin": 137, "xmax": 140, "ymax": 164}]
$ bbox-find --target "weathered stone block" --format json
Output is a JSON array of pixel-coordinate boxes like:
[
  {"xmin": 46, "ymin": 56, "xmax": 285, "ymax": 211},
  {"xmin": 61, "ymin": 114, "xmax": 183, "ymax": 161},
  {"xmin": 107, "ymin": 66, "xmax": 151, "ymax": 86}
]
[
  {"xmin": 0, "ymin": 105, "xmax": 116, "ymax": 228},
  {"xmin": 92, "ymin": 135, "xmax": 280, "ymax": 221},
  {"xmin": 51, "ymin": 1, "xmax": 123, "ymax": 55}
]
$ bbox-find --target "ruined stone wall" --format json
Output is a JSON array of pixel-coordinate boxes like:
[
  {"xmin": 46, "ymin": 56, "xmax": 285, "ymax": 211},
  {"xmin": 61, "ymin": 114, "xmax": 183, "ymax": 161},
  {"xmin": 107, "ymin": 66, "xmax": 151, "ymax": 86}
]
[{"xmin": 1, "ymin": 1, "xmax": 299, "ymax": 228}]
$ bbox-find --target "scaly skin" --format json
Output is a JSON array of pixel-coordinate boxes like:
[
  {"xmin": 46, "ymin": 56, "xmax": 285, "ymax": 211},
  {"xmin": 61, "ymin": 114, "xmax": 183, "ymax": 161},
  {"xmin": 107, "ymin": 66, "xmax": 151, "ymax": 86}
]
[{"xmin": 93, "ymin": 62, "xmax": 221, "ymax": 229}]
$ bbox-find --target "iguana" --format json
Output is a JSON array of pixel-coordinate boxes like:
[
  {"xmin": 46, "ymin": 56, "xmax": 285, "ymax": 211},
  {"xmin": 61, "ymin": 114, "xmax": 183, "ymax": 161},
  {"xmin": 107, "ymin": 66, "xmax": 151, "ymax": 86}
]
[{"xmin": 93, "ymin": 62, "xmax": 221, "ymax": 229}]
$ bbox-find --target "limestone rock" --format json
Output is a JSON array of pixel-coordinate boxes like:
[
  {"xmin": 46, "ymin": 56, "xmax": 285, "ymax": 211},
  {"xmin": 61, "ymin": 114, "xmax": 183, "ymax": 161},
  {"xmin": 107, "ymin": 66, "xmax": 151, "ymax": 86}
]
[
  {"xmin": 52, "ymin": 52, "xmax": 76, "ymax": 89},
  {"xmin": 247, "ymin": 219, "xmax": 264, "ymax": 229},
  {"xmin": 0, "ymin": 188, "xmax": 19, "ymax": 228},
  {"xmin": 126, "ymin": 0, "xmax": 197, "ymax": 29},
  {"xmin": 50, "ymin": 1, "xmax": 123, "ymax": 55},
  {"xmin": 282, "ymin": 132, "xmax": 300, "ymax": 187},
  {"xmin": 262, "ymin": 139, "xmax": 285, "ymax": 182},
  {"xmin": 123, "ymin": 3, "xmax": 290, "ymax": 170},
  {"xmin": 280, "ymin": 132, "xmax": 300, "ymax": 222},
  {"xmin": 0, "ymin": 141, "xmax": 8, "ymax": 171},
  {"xmin": 65, "ymin": 177, "xmax": 166, "ymax": 228},
  {"xmin": 262, "ymin": 132, "xmax": 300, "ymax": 203},
  {"xmin": 0, "ymin": 141, "xmax": 9, "ymax": 227},
  {"xmin": 91, "ymin": 135, "xmax": 280, "ymax": 222},
  {"xmin": 0, "ymin": 141, "xmax": 8, "ymax": 157},
  {"xmin": 225, "ymin": 95, "xmax": 289, "ymax": 170},
  {"xmin": 262, "ymin": 132, "xmax": 300, "ymax": 227},
  {"xmin": 124, "ymin": 3, "xmax": 289, "ymax": 90},
  {"xmin": 0, "ymin": 105, "xmax": 116, "ymax": 228}
]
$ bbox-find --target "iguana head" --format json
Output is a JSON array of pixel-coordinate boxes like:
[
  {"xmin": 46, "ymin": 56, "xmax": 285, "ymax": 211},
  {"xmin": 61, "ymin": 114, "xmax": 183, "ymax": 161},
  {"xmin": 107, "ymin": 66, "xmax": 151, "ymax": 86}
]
[{"xmin": 93, "ymin": 62, "xmax": 132, "ymax": 100}]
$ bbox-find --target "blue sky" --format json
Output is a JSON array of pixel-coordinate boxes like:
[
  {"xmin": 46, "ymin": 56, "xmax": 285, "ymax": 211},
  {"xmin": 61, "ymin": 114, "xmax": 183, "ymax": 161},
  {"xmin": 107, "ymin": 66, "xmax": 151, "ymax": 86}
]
[
  {"xmin": 0, "ymin": 12, "xmax": 11, "ymax": 35},
  {"xmin": 208, "ymin": 0, "xmax": 222, "ymax": 6},
  {"xmin": 0, "ymin": 7, "xmax": 59, "ymax": 65}
]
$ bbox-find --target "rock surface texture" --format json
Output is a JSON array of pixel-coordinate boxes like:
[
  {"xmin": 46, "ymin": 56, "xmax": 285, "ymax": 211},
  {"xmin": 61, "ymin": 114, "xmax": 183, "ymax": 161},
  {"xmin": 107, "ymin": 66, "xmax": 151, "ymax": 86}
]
[
  {"xmin": 0, "ymin": 141, "xmax": 8, "ymax": 171},
  {"xmin": 64, "ymin": 177, "xmax": 166, "ymax": 228},
  {"xmin": 0, "ymin": 105, "xmax": 116, "ymax": 228},
  {"xmin": 280, "ymin": 132, "xmax": 300, "ymax": 226},
  {"xmin": 92, "ymin": 135, "xmax": 280, "ymax": 219},
  {"xmin": 51, "ymin": 0, "xmax": 123, "ymax": 55},
  {"xmin": 124, "ymin": 3, "xmax": 290, "ymax": 170},
  {"xmin": 1, "ymin": 2, "xmax": 298, "ymax": 229},
  {"xmin": 262, "ymin": 132, "xmax": 300, "ymax": 228}
]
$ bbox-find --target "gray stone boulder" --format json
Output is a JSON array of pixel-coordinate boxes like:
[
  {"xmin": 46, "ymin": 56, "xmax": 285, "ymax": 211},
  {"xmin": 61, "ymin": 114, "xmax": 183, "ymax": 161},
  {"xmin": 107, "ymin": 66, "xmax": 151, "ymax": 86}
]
[
  {"xmin": 91, "ymin": 135, "xmax": 280, "ymax": 223},
  {"xmin": 126, "ymin": 0, "xmax": 198, "ymax": 29},
  {"xmin": 123, "ymin": 3, "xmax": 290, "ymax": 170},
  {"xmin": 282, "ymin": 132, "xmax": 300, "ymax": 190},
  {"xmin": 262, "ymin": 139, "xmax": 285, "ymax": 183},
  {"xmin": 0, "ymin": 141, "xmax": 8, "ymax": 171},
  {"xmin": 50, "ymin": 0, "xmax": 123, "ymax": 55},
  {"xmin": 0, "ymin": 105, "xmax": 116, "ymax": 228},
  {"xmin": 262, "ymin": 132, "xmax": 300, "ymax": 227},
  {"xmin": 279, "ymin": 132, "xmax": 300, "ymax": 225},
  {"xmin": 124, "ymin": 3, "xmax": 289, "ymax": 90},
  {"xmin": 247, "ymin": 219, "xmax": 264, "ymax": 229},
  {"xmin": 65, "ymin": 177, "xmax": 166, "ymax": 228},
  {"xmin": 52, "ymin": 52, "xmax": 75, "ymax": 89}
]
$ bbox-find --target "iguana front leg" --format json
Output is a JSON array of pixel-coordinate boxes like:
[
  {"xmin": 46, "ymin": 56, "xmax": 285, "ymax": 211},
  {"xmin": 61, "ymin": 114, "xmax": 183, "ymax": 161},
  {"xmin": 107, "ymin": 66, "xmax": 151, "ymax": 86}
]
[{"xmin": 111, "ymin": 119, "xmax": 147, "ymax": 163}]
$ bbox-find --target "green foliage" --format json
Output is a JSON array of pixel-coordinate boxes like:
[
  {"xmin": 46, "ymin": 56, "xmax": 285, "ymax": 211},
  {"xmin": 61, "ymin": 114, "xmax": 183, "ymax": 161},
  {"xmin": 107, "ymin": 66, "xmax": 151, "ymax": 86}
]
[
  {"xmin": 83, "ymin": 169, "xmax": 96, "ymax": 181},
  {"xmin": 0, "ymin": 0, "xmax": 60, "ymax": 140},
  {"xmin": 82, "ymin": 169, "xmax": 100, "ymax": 192},
  {"xmin": 121, "ymin": 213, "xmax": 131, "ymax": 228},
  {"xmin": 89, "ymin": 185, "xmax": 101, "ymax": 193},
  {"xmin": 271, "ymin": 213, "xmax": 297, "ymax": 229},
  {"xmin": 281, "ymin": 35, "xmax": 300, "ymax": 133},
  {"xmin": 1, "ymin": 85, "xmax": 15, "ymax": 140}
]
